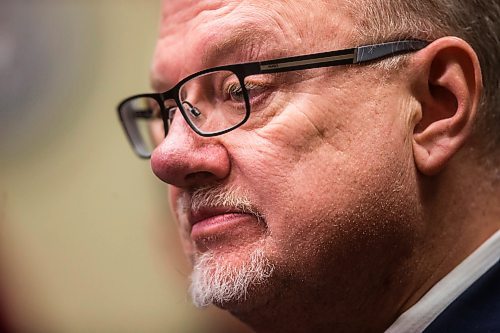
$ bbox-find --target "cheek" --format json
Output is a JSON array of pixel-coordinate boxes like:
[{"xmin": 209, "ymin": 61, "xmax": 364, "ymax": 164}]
[
  {"xmin": 261, "ymin": 143, "xmax": 418, "ymax": 283},
  {"xmin": 243, "ymin": 114, "xmax": 413, "ymax": 247}
]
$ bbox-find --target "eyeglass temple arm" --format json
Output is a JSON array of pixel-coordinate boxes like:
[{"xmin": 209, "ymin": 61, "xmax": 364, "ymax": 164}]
[
  {"xmin": 354, "ymin": 40, "xmax": 429, "ymax": 63},
  {"xmin": 258, "ymin": 40, "xmax": 428, "ymax": 74}
]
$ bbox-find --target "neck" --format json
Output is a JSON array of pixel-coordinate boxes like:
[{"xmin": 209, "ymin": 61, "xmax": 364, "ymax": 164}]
[
  {"xmin": 400, "ymin": 151, "xmax": 500, "ymax": 311},
  {"xmin": 231, "ymin": 285, "xmax": 397, "ymax": 333}
]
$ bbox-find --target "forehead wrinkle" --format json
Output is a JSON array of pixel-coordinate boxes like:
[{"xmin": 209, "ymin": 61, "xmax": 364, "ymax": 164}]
[
  {"xmin": 163, "ymin": 1, "xmax": 352, "ymax": 70},
  {"xmin": 159, "ymin": 0, "xmax": 234, "ymax": 38},
  {"xmin": 200, "ymin": 24, "xmax": 286, "ymax": 67}
]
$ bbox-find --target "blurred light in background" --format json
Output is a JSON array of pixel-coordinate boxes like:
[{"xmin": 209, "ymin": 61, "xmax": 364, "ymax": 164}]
[{"xmin": 0, "ymin": 1, "xmax": 250, "ymax": 332}]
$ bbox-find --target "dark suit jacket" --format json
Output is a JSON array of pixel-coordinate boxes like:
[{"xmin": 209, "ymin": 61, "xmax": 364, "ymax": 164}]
[{"xmin": 424, "ymin": 260, "xmax": 500, "ymax": 333}]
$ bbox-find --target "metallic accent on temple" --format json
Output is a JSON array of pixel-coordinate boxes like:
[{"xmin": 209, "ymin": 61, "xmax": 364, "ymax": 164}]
[
  {"xmin": 354, "ymin": 40, "xmax": 429, "ymax": 63},
  {"xmin": 260, "ymin": 53, "xmax": 355, "ymax": 71}
]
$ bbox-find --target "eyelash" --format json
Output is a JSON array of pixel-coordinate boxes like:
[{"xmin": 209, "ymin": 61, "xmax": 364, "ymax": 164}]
[{"xmin": 225, "ymin": 81, "xmax": 268, "ymax": 102}]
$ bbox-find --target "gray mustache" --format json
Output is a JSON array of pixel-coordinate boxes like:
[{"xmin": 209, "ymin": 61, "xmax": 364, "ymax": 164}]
[{"xmin": 178, "ymin": 185, "xmax": 263, "ymax": 220}]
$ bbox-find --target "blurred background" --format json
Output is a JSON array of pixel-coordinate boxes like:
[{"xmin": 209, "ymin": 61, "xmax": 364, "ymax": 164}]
[{"xmin": 0, "ymin": 1, "xmax": 250, "ymax": 332}]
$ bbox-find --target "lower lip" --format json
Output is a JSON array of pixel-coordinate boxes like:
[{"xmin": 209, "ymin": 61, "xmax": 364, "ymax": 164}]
[{"xmin": 191, "ymin": 213, "xmax": 253, "ymax": 239}]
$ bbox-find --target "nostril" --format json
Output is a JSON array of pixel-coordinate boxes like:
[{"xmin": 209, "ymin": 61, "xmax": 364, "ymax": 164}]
[{"xmin": 185, "ymin": 171, "xmax": 218, "ymax": 185}]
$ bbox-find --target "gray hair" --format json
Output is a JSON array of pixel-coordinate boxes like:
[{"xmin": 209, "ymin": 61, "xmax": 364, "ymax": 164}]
[{"xmin": 346, "ymin": 0, "xmax": 500, "ymax": 155}]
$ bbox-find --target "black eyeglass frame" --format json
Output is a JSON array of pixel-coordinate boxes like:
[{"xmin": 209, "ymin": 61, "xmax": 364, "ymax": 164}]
[{"xmin": 118, "ymin": 39, "xmax": 429, "ymax": 158}]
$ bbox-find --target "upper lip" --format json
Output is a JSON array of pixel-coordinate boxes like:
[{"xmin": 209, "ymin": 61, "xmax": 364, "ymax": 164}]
[{"xmin": 189, "ymin": 206, "xmax": 244, "ymax": 227}]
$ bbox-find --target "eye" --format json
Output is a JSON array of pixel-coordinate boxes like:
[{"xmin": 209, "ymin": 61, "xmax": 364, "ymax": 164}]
[
  {"xmin": 225, "ymin": 81, "xmax": 267, "ymax": 103},
  {"xmin": 225, "ymin": 81, "xmax": 246, "ymax": 102}
]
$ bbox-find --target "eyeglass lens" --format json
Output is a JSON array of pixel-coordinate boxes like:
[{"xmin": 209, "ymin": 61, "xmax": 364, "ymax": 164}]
[
  {"xmin": 178, "ymin": 70, "xmax": 249, "ymax": 135},
  {"xmin": 120, "ymin": 96, "xmax": 165, "ymax": 158}
]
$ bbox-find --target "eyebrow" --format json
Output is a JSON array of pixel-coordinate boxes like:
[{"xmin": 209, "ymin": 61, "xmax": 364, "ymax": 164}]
[
  {"xmin": 151, "ymin": 24, "xmax": 288, "ymax": 92},
  {"xmin": 200, "ymin": 24, "xmax": 287, "ymax": 68}
]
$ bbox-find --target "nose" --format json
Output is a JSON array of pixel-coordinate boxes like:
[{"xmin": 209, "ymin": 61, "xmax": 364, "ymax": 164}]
[{"xmin": 150, "ymin": 115, "xmax": 231, "ymax": 188}]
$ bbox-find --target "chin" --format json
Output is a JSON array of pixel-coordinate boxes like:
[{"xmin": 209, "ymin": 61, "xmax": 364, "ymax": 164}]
[{"xmin": 188, "ymin": 242, "xmax": 275, "ymax": 309}]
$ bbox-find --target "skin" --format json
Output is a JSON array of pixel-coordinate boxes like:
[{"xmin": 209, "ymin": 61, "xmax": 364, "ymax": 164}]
[{"xmin": 149, "ymin": 0, "xmax": 499, "ymax": 332}]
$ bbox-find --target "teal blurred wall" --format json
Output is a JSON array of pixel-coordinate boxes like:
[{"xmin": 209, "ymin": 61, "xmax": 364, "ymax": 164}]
[{"xmin": 0, "ymin": 1, "xmax": 248, "ymax": 332}]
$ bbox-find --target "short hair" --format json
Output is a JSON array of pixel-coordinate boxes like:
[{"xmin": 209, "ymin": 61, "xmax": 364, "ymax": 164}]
[{"xmin": 345, "ymin": 0, "xmax": 500, "ymax": 155}]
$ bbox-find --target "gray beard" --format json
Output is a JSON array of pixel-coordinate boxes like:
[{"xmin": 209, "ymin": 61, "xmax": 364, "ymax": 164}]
[{"xmin": 189, "ymin": 247, "xmax": 274, "ymax": 308}]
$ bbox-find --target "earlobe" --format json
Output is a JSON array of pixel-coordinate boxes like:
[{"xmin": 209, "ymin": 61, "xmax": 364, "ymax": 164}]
[{"xmin": 411, "ymin": 37, "xmax": 482, "ymax": 176}]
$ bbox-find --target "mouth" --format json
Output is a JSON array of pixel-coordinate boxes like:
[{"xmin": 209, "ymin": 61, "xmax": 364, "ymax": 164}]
[
  {"xmin": 190, "ymin": 206, "xmax": 252, "ymax": 229},
  {"xmin": 190, "ymin": 205, "xmax": 237, "ymax": 224},
  {"xmin": 188, "ymin": 206, "xmax": 263, "ymax": 245}
]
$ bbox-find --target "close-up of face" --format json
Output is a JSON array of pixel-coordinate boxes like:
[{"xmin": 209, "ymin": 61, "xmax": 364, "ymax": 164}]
[
  {"xmin": 148, "ymin": 0, "xmax": 427, "ymax": 327},
  {"xmin": 0, "ymin": 0, "xmax": 496, "ymax": 332}
]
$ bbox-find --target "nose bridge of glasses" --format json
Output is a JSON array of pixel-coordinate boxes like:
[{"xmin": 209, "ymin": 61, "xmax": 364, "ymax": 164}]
[
  {"xmin": 182, "ymin": 100, "xmax": 202, "ymax": 117},
  {"xmin": 156, "ymin": 94, "xmax": 205, "ymax": 138},
  {"xmin": 165, "ymin": 103, "xmax": 199, "ymax": 137}
]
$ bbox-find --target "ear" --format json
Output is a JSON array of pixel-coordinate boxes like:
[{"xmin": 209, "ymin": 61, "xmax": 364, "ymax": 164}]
[{"xmin": 411, "ymin": 37, "xmax": 482, "ymax": 176}]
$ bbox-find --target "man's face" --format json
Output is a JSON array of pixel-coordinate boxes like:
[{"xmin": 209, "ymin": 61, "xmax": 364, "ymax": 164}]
[{"xmin": 151, "ymin": 0, "xmax": 422, "ymax": 319}]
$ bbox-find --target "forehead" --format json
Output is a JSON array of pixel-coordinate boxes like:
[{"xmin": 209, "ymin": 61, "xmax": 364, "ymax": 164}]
[
  {"xmin": 159, "ymin": 0, "xmax": 347, "ymax": 33},
  {"xmin": 151, "ymin": 0, "xmax": 355, "ymax": 90}
]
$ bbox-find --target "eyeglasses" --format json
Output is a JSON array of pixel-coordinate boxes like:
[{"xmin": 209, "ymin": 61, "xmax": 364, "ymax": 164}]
[{"xmin": 117, "ymin": 40, "xmax": 428, "ymax": 158}]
